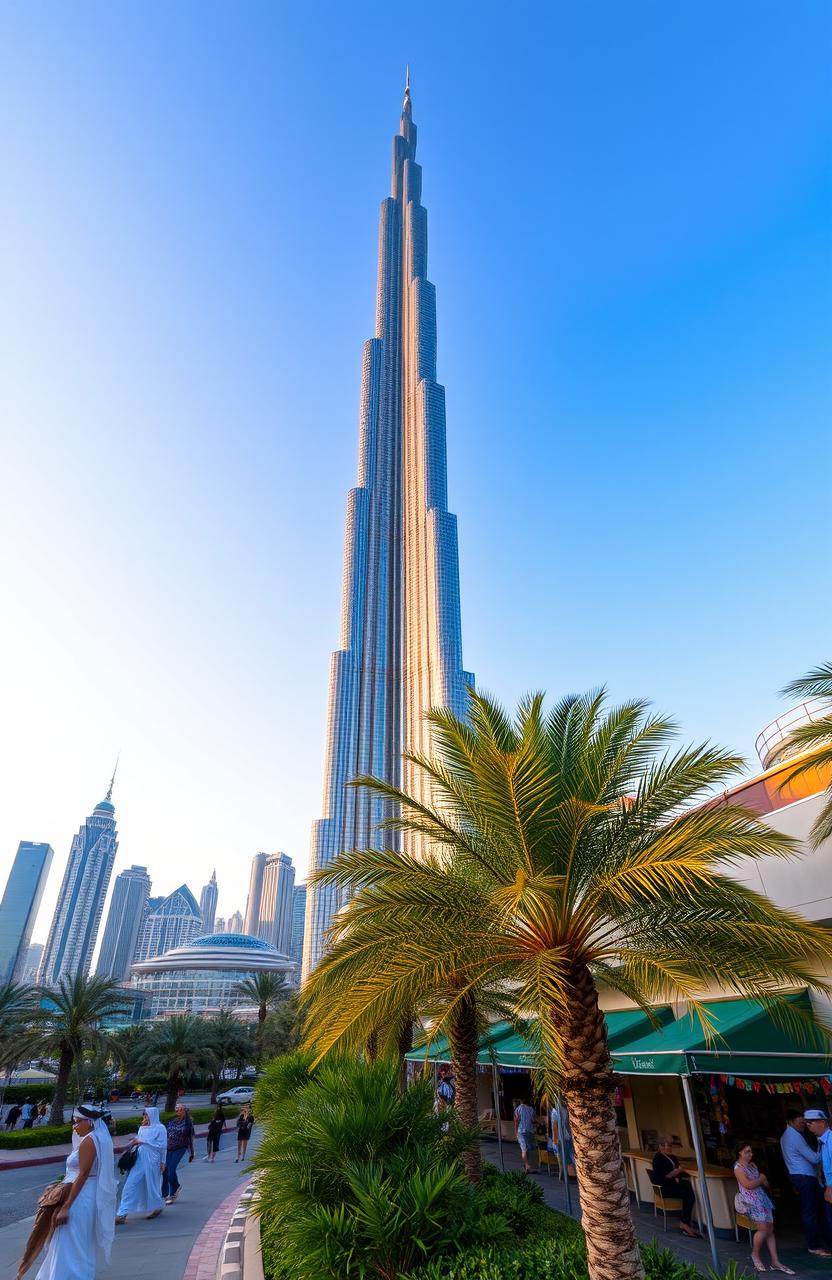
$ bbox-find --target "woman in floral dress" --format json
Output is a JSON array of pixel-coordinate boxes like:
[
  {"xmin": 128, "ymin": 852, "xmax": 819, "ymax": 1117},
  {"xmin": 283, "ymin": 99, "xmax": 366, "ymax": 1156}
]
[{"xmin": 734, "ymin": 1142, "xmax": 794, "ymax": 1274}]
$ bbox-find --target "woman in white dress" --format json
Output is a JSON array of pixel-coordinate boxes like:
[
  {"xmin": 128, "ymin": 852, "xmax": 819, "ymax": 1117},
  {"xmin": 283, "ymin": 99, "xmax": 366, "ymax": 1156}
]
[
  {"xmin": 34, "ymin": 1104, "xmax": 116, "ymax": 1280},
  {"xmin": 116, "ymin": 1107, "xmax": 166, "ymax": 1222}
]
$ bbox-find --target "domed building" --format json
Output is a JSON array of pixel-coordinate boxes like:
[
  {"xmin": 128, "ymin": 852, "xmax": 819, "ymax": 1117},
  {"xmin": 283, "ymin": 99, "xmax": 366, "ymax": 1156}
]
[{"xmin": 130, "ymin": 931, "xmax": 294, "ymax": 1019}]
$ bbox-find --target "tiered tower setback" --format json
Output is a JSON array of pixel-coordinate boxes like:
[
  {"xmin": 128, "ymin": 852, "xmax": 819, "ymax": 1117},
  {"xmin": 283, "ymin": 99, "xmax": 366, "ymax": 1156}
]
[{"xmin": 303, "ymin": 77, "xmax": 473, "ymax": 978}]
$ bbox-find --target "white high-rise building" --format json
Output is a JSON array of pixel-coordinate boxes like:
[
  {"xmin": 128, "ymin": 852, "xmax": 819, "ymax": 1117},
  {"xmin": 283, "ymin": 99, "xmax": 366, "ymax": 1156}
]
[
  {"xmin": 227, "ymin": 910, "xmax": 244, "ymax": 934},
  {"xmin": 304, "ymin": 76, "xmax": 473, "ymax": 977},
  {"xmin": 199, "ymin": 870, "xmax": 218, "ymax": 935},
  {"xmin": 40, "ymin": 777, "xmax": 119, "ymax": 983}
]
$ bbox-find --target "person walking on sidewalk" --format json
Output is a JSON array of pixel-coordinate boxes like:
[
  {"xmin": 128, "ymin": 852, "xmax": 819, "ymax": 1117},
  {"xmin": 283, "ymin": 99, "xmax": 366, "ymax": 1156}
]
[
  {"xmin": 22, "ymin": 1104, "xmax": 115, "ymax": 1280},
  {"xmin": 204, "ymin": 1106, "xmax": 225, "ymax": 1163},
  {"xmin": 162, "ymin": 1103, "xmax": 195, "ymax": 1204},
  {"xmin": 235, "ymin": 1105, "xmax": 254, "ymax": 1163},
  {"xmin": 513, "ymin": 1098, "xmax": 538, "ymax": 1174},
  {"xmin": 116, "ymin": 1107, "xmax": 166, "ymax": 1224}
]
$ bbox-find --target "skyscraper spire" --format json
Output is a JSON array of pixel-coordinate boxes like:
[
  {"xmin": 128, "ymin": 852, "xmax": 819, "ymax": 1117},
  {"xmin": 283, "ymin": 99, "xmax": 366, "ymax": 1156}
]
[
  {"xmin": 105, "ymin": 754, "xmax": 119, "ymax": 803},
  {"xmin": 303, "ymin": 84, "xmax": 473, "ymax": 979}
]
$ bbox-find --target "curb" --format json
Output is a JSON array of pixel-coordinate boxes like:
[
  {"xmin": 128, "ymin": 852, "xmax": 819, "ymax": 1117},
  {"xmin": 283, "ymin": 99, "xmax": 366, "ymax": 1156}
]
[
  {"xmin": 217, "ymin": 1183, "xmax": 262, "ymax": 1280},
  {"xmin": 0, "ymin": 1122, "xmax": 215, "ymax": 1172}
]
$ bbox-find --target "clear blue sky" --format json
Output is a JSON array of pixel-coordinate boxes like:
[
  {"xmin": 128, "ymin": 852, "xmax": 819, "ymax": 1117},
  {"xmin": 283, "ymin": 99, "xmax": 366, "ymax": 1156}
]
[{"xmin": 1, "ymin": 2, "xmax": 830, "ymax": 936}]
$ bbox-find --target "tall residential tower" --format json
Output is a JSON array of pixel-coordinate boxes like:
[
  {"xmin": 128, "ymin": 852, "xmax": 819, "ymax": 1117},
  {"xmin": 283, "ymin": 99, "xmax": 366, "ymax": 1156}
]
[
  {"xmin": 0, "ymin": 841, "xmax": 54, "ymax": 983},
  {"xmin": 96, "ymin": 864, "xmax": 152, "ymax": 981},
  {"xmin": 40, "ymin": 777, "xmax": 119, "ymax": 983},
  {"xmin": 199, "ymin": 870, "xmax": 219, "ymax": 935},
  {"xmin": 303, "ymin": 77, "xmax": 473, "ymax": 978}
]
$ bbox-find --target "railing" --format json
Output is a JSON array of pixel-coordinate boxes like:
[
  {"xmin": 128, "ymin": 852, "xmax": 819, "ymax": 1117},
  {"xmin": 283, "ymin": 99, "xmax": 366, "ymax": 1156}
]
[{"xmin": 755, "ymin": 698, "xmax": 829, "ymax": 770}]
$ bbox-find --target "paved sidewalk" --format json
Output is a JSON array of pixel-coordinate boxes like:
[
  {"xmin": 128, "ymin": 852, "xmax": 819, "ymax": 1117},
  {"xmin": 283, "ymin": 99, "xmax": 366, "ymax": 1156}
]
[{"xmin": 0, "ymin": 1132, "xmax": 256, "ymax": 1278}]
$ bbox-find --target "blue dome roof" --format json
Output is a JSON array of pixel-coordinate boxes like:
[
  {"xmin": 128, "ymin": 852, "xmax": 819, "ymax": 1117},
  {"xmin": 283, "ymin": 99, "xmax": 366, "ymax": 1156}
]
[
  {"xmin": 190, "ymin": 932, "xmax": 273, "ymax": 951},
  {"xmin": 95, "ymin": 799, "xmax": 115, "ymax": 813}
]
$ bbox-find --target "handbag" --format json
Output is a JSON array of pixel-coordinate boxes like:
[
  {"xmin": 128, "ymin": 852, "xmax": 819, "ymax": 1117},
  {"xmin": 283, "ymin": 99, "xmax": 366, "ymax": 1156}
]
[
  {"xmin": 17, "ymin": 1182, "xmax": 72, "ymax": 1278},
  {"xmin": 118, "ymin": 1146, "xmax": 139, "ymax": 1175}
]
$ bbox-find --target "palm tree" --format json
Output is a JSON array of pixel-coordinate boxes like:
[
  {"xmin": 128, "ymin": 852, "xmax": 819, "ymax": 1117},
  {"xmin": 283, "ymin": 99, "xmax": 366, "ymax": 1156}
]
[
  {"xmin": 206, "ymin": 1011, "xmax": 253, "ymax": 1102},
  {"xmin": 0, "ymin": 981, "xmax": 36, "ymax": 1067},
  {"xmin": 22, "ymin": 974, "xmax": 130, "ymax": 1123},
  {"xmin": 780, "ymin": 661, "xmax": 832, "ymax": 845},
  {"xmin": 235, "ymin": 972, "xmax": 288, "ymax": 1063},
  {"xmin": 306, "ymin": 689, "xmax": 832, "ymax": 1280},
  {"xmin": 132, "ymin": 1015, "xmax": 217, "ymax": 1113}
]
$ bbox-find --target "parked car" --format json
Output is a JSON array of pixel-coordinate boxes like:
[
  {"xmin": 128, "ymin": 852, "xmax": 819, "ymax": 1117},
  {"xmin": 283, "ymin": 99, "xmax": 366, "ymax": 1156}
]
[{"xmin": 216, "ymin": 1085, "xmax": 255, "ymax": 1105}]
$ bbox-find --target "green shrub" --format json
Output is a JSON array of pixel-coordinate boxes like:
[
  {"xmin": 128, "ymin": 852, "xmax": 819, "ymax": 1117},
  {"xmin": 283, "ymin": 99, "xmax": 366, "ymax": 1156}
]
[
  {"xmin": 252, "ymin": 1053, "xmax": 488, "ymax": 1280},
  {"xmin": 0, "ymin": 1084, "xmax": 56, "ymax": 1103},
  {"xmin": 640, "ymin": 1241, "xmax": 701, "ymax": 1280},
  {"xmin": 0, "ymin": 1125, "xmax": 73, "ymax": 1149}
]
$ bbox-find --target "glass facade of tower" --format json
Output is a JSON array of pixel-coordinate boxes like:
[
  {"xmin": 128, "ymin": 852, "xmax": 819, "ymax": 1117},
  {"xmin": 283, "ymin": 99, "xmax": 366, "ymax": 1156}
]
[
  {"xmin": 290, "ymin": 883, "xmax": 306, "ymax": 982},
  {"xmin": 134, "ymin": 884, "xmax": 203, "ymax": 962},
  {"xmin": 96, "ymin": 864, "xmax": 152, "ymax": 981},
  {"xmin": 199, "ymin": 871, "xmax": 218, "ymax": 935},
  {"xmin": 40, "ymin": 798, "xmax": 118, "ymax": 983},
  {"xmin": 0, "ymin": 841, "xmax": 54, "ymax": 983},
  {"xmin": 303, "ymin": 81, "xmax": 473, "ymax": 978}
]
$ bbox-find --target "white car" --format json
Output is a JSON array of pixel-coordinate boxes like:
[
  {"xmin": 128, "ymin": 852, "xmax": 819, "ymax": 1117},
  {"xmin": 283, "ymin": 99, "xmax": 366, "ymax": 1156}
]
[{"xmin": 217, "ymin": 1086, "xmax": 255, "ymax": 1105}]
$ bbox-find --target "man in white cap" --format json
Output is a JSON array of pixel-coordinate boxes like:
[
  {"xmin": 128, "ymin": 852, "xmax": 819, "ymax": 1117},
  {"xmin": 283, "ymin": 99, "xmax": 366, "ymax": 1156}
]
[{"xmin": 804, "ymin": 1110, "xmax": 832, "ymax": 1242}]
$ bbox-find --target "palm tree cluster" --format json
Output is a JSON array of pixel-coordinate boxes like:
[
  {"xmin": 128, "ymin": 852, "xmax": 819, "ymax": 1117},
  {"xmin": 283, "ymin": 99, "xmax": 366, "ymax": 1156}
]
[
  {"xmin": 303, "ymin": 687, "xmax": 832, "ymax": 1280},
  {"xmin": 0, "ymin": 973, "xmax": 291, "ymax": 1119}
]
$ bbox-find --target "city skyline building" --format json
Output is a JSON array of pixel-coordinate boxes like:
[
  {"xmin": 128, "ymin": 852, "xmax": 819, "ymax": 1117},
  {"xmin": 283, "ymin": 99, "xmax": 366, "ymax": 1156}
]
[
  {"xmin": 134, "ymin": 883, "xmax": 202, "ymax": 962},
  {"xmin": 215, "ymin": 916, "xmax": 226, "ymax": 934},
  {"xmin": 22, "ymin": 941, "xmax": 44, "ymax": 981},
  {"xmin": 303, "ymin": 75, "xmax": 473, "ymax": 978},
  {"xmin": 259, "ymin": 853, "xmax": 295, "ymax": 953},
  {"xmin": 243, "ymin": 852, "xmax": 267, "ymax": 937},
  {"xmin": 40, "ymin": 776, "xmax": 119, "ymax": 983},
  {"xmin": 290, "ymin": 883, "xmax": 306, "ymax": 982},
  {"xmin": 227, "ymin": 909, "xmax": 244, "ymax": 934},
  {"xmin": 0, "ymin": 841, "xmax": 54, "ymax": 983},
  {"xmin": 96, "ymin": 864, "xmax": 152, "ymax": 981},
  {"xmin": 199, "ymin": 870, "xmax": 218, "ymax": 935}
]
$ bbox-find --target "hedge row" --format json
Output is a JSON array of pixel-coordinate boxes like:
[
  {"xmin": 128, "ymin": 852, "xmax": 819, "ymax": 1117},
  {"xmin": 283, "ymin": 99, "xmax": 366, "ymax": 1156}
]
[{"xmin": 0, "ymin": 1105, "xmax": 240, "ymax": 1149}]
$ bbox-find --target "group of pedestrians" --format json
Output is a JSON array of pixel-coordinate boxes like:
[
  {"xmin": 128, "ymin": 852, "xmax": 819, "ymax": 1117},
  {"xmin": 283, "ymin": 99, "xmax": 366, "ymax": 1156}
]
[
  {"xmin": 4, "ymin": 1099, "xmax": 50, "ymax": 1129},
  {"xmin": 18, "ymin": 1100, "xmax": 256, "ymax": 1279}
]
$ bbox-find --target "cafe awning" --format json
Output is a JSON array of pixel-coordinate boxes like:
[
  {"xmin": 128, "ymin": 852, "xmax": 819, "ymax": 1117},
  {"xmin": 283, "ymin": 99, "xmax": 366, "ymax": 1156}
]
[
  {"xmin": 406, "ymin": 1007, "xmax": 673, "ymax": 1069},
  {"xmin": 611, "ymin": 991, "xmax": 832, "ymax": 1077}
]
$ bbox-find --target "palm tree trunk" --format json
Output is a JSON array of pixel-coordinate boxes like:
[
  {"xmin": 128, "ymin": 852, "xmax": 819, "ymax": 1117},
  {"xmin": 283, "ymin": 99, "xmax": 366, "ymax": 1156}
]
[
  {"xmin": 256, "ymin": 1003, "xmax": 266, "ymax": 1066},
  {"xmin": 50, "ymin": 1043, "xmax": 74, "ymax": 1125},
  {"xmin": 448, "ymin": 996, "xmax": 481, "ymax": 1183},
  {"xmin": 397, "ymin": 1017, "xmax": 414, "ymax": 1094},
  {"xmin": 165, "ymin": 1072, "xmax": 180, "ymax": 1115},
  {"xmin": 365, "ymin": 1029, "xmax": 378, "ymax": 1064},
  {"xmin": 552, "ymin": 964, "xmax": 643, "ymax": 1280}
]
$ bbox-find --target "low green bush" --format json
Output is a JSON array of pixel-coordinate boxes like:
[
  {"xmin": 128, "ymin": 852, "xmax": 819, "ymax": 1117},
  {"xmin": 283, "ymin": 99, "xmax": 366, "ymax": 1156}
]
[
  {"xmin": 0, "ymin": 1125, "xmax": 73, "ymax": 1149},
  {"xmin": 0, "ymin": 1084, "xmax": 56, "ymax": 1103},
  {"xmin": 408, "ymin": 1232, "xmax": 723, "ymax": 1280},
  {"xmin": 253, "ymin": 1053, "xmax": 490, "ymax": 1280}
]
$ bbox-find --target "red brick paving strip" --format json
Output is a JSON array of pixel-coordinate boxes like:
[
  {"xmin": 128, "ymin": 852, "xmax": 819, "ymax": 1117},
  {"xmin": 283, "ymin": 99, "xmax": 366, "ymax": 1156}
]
[{"xmin": 183, "ymin": 1184, "xmax": 247, "ymax": 1280}]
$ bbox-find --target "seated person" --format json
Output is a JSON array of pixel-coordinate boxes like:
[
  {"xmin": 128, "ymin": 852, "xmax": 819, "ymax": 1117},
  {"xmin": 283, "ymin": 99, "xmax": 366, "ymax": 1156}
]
[{"xmin": 651, "ymin": 1135, "xmax": 700, "ymax": 1238}]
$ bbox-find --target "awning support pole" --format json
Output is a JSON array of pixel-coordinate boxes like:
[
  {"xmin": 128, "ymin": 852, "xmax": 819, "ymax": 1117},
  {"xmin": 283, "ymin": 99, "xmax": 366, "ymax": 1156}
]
[
  {"xmin": 558, "ymin": 1098, "xmax": 574, "ymax": 1218},
  {"xmin": 681, "ymin": 1073, "xmax": 719, "ymax": 1272},
  {"xmin": 490, "ymin": 1059, "xmax": 504, "ymax": 1171}
]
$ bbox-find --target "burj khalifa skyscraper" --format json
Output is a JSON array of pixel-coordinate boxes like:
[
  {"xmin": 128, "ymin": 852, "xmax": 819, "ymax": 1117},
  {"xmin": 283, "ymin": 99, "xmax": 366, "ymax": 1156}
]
[{"xmin": 303, "ymin": 75, "xmax": 473, "ymax": 978}]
